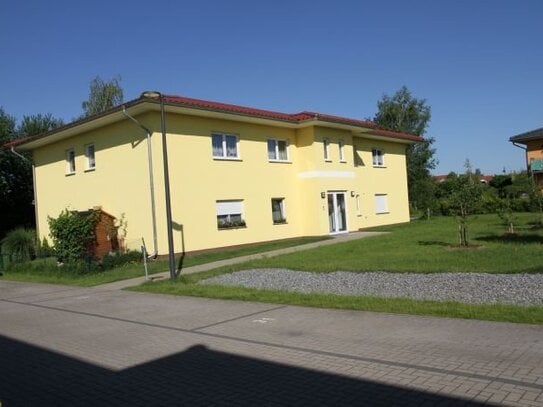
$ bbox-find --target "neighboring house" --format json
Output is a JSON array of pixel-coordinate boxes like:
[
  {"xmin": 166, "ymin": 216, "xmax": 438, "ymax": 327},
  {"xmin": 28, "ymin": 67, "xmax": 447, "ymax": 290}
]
[
  {"xmin": 510, "ymin": 127, "xmax": 543, "ymax": 188},
  {"xmin": 8, "ymin": 94, "xmax": 422, "ymax": 256}
]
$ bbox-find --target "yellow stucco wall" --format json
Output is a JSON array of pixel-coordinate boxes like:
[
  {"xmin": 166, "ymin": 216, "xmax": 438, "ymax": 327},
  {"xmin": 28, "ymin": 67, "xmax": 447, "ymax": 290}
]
[
  {"xmin": 32, "ymin": 110, "xmax": 412, "ymax": 254},
  {"xmin": 33, "ymin": 118, "xmax": 156, "ymax": 251}
]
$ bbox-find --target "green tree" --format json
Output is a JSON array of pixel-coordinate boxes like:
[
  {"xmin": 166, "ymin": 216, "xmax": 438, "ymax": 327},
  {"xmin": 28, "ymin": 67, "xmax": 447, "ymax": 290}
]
[
  {"xmin": 0, "ymin": 108, "xmax": 32, "ymax": 239},
  {"xmin": 81, "ymin": 75, "xmax": 124, "ymax": 117},
  {"xmin": 18, "ymin": 113, "xmax": 64, "ymax": 137},
  {"xmin": 0, "ymin": 108, "xmax": 64, "ymax": 239},
  {"xmin": 449, "ymin": 161, "xmax": 484, "ymax": 246},
  {"xmin": 372, "ymin": 86, "xmax": 437, "ymax": 211},
  {"xmin": 489, "ymin": 174, "xmax": 512, "ymax": 198}
]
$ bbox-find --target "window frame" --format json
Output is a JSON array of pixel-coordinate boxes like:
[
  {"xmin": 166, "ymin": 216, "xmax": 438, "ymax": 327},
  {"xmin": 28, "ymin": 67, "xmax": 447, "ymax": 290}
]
[
  {"xmin": 267, "ymin": 138, "xmax": 289, "ymax": 162},
  {"xmin": 323, "ymin": 138, "xmax": 331, "ymax": 161},
  {"xmin": 85, "ymin": 143, "xmax": 96, "ymax": 171},
  {"xmin": 338, "ymin": 140, "xmax": 346, "ymax": 162},
  {"xmin": 372, "ymin": 148, "xmax": 385, "ymax": 167},
  {"xmin": 212, "ymin": 133, "xmax": 240, "ymax": 159},
  {"xmin": 216, "ymin": 200, "xmax": 246, "ymax": 229},
  {"xmin": 271, "ymin": 198, "xmax": 287, "ymax": 224},
  {"xmin": 65, "ymin": 148, "xmax": 76, "ymax": 175}
]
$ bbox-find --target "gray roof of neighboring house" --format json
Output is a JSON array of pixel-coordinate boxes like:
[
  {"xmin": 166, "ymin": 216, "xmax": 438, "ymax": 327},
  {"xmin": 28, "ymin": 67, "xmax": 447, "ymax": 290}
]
[{"xmin": 509, "ymin": 127, "xmax": 543, "ymax": 144}]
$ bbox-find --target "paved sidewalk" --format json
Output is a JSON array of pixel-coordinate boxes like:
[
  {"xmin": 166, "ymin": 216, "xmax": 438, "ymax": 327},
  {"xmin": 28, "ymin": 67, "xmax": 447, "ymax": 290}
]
[
  {"xmin": 96, "ymin": 231, "xmax": 386, "ymax": 290},
  {"xmin": 1, "ymin": 280, "xmax": 542, "ymax": 406}
]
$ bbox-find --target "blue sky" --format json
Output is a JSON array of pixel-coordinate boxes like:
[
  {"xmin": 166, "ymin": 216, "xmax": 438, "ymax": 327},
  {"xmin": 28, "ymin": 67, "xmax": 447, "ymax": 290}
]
[{"xmin": 2, "ymin": 0, "xmax": 542, "ymax": 175}]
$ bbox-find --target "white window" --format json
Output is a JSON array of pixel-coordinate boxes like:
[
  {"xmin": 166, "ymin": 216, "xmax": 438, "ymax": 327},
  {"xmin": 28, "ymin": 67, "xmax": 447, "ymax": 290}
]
[
  {"xmin": 323, "ymin": 138, "xmax": 330, "ymax": 161},
  {"xmin": 66, "ymin": 148, "xmax": 75, "ymax": 174},
  {"xmin": 85, "ymin": 144, "xmax": 95, "ymax": 170},
  {"xmin": 267, "ymin": 139, "xmax": 289, "ymax": 161},
  {"xmin": 216, "ymin": 200, "xmax": 245, "ymax": 228},
  {"xmin": 339, "ymin": 140, "xmax": 345, "ymax": 162},
  {"xmin": 372, "ymin": 148, "xmax": 384, "ymax": 167},
  {"xmin": 271, "ymin": 198, "xmax": 286, "ymax": 224},
  {"xmin": 375, "ymin": 194, "xmax": 389, "ymax": 214},
  {"xmin": 212, "ymin": 133, "xmax": 239, "ymax": 159}
]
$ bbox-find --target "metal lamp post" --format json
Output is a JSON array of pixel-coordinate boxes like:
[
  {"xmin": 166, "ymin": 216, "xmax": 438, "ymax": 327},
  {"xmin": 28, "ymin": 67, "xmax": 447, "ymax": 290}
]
[{"xmin": 141, "ymin": 91, "xmax": 176, "ymax": 279}]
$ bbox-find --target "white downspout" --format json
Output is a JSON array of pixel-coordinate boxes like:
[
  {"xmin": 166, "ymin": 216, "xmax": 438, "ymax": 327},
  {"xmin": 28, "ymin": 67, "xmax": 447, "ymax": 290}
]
[{"xmin": 122, "ymin": 106, "xmax": 158, "ymax": 258}]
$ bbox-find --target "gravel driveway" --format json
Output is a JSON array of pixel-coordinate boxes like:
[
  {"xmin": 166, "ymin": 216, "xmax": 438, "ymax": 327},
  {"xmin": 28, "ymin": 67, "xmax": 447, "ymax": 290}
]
[{"xmin": 201, "ymin": 269, "xmax": 543, "ymax": 306}]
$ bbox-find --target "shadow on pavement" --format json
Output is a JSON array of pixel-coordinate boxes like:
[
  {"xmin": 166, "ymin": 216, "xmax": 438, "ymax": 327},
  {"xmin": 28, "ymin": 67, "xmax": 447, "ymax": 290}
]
[{"xmin": 0, "ymin": 334, "xmax": 488, "ymax": 406}]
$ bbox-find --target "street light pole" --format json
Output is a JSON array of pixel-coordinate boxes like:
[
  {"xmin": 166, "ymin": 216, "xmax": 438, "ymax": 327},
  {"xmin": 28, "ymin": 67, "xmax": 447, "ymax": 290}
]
[{"xmin": 142, "ymin": 91, "xmax": 176, "ymax": 279}]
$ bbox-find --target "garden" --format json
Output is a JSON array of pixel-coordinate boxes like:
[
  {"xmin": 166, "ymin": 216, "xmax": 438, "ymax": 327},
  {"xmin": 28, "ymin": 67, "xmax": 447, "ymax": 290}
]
[
  {"xmin": 0, "ymin": 209, "xmax": 329, "ymax": 287},
  {"xmin": 131, "ymin": 213, "xmax": 543, "ymax": 324}
]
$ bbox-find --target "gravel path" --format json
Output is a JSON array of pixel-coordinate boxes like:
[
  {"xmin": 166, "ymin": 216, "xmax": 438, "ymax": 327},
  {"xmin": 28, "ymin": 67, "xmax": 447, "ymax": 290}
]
[{"xmin": 201, "ymin": 269, "xmax": 543, "ymax": 306}]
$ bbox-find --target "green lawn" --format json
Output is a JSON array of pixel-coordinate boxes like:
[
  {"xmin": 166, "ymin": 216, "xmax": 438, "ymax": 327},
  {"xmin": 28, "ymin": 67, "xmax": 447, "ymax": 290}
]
[
  {"xmin": 0, "ymin": 236, "xmax": 330, "ymax": 287},
  {"xmin": 131, "ymin": 213, "xmax": 543, "ymax": 324},
  {"xmin": 191, "ymin": 213, "xmax": 543, "ymax": 275}
]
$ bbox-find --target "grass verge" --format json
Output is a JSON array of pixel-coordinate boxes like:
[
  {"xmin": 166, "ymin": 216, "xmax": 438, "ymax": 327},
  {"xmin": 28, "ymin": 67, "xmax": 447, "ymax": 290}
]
[
  {"xmin": 130, "ymin": 282, "xmax": 543, "ymax": 325},
  {"xmin": 0, "ymin": 236, "xmax": 330, "ymax": 287}
]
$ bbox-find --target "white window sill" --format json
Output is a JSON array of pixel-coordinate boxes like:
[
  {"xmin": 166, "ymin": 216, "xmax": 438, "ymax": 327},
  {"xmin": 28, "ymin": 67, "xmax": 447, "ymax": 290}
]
[
  {"xmin": 376, "ymin": 212, "xmax": 390, "ymax": 215},
  {"xmin": 84, "ymin": 168, "xmax": 96, "ymax": 173},
  {"xmin": 273, "ymin": 221, "xmax": 288, "ymax": 225},
  {"xmin": 217, "ymin": 225, "xmax": 247, "ymax": 230},
  {"xmin": 372, "ymin": 165, "xmax": 387, "ymax": 168},
  {"xmin": 324, "ymin": 159, "xmax": 332, "ymax": 163},
  {"xmin": 65, "ymin": 172, "xmax": 76, "ymax": 176},
  {"xmin": 213, "ymin": 157, "xmax": 242, "ymax": 161},
  {"xmin": 268, "ymin": 160, "xmax": 292, "ymax": 164},
  {"xmin": 340, "ymin": 160, "xmax": 347, "ymax": 163}
]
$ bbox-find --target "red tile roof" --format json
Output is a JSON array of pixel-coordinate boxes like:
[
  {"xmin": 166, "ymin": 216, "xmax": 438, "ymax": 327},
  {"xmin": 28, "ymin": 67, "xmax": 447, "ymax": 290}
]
[
  {"xmin": 5, "ymin": 93, "xmax": 423, "ymax": 149},
  {"xmin": 160, "ymin": 95, "xmax": 422, "ymax": 141}
]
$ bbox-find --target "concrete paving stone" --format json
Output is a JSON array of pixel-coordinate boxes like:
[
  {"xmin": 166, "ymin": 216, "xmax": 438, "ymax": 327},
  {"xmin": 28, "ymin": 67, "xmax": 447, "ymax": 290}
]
[{"xmin": 1, "ymin": 280, "xmax": 543, "ymax": 406}]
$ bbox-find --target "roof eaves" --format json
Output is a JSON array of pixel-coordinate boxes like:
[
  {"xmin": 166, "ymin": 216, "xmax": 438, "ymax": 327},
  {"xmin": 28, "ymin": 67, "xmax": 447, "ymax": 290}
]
[
  {"xmin": 5, "ymin": 93, "xmax": 424, "ymax": 149},
  {"xmin": 509, "ymin": 127, "xmax": 543, "ymax": 143},
  {"xmin": 5, "ymin": 98, "xmax": 143, "ymax": 150},
  {"xmin": 366, "ymin": 128, "xmax": 424, "ymax": 142}
]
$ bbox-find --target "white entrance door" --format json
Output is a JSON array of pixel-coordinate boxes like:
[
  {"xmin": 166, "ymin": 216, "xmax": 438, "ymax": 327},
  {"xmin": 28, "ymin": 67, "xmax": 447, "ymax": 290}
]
[{"xmin": 327, "ymin": 192, "xmax": 347, "ymax": 234}]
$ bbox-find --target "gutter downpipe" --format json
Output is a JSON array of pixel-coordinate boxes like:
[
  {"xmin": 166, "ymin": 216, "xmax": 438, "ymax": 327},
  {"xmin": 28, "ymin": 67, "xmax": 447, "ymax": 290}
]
[
  {"xmin": 122, "ymin": 106, "xmax": 158, "ymax": 258},
  {"xmin": 10, "ymin": 146, "xmax": 28, "ymax": 162},
  {"xmin": 511, "ymin": 141, "xmax": 529, "ymax": 175},
  {"xmin": 10, "ymin": 147, "xmax": 40, "ymax": 240}
]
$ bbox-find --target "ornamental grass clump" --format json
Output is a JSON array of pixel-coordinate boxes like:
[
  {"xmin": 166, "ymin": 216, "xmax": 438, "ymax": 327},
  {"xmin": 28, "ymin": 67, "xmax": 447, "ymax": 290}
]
[{"xmin": 1, "ymin": 228, "xmax": 36, "ymax": 262}]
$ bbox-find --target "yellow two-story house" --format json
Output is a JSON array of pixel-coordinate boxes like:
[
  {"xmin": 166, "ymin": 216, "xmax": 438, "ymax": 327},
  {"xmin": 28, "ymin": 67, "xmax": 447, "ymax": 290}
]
[{"xmin": 11, "ymin": 93, "xmax": 422, "ymax": 256}]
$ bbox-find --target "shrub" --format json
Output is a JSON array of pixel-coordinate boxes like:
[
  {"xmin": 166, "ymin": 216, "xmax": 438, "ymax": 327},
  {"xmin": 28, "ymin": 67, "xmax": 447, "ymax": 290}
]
[
  {"xmin": 101, "ymin": 250, "xmax": 141, "ymax": 270},
  {"xmin": 48, "ymin": 209, "xmax": 98, "ymax": 262},
  {"xmin": 36, "ymin": 237, "xmax": 54, "ymax": 258},
  {"xmin": 1, "ymin": 228, "xmax": 36, "ymax": 262}
]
